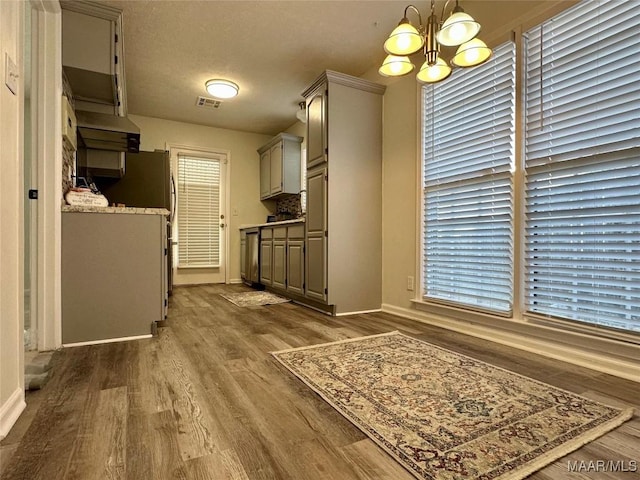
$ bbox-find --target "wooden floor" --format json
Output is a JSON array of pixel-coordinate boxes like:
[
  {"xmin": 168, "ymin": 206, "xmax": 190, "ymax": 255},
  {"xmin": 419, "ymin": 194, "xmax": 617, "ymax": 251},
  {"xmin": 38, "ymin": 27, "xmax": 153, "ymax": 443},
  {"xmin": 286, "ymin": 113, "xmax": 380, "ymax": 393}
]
[{"xmin": 1, "ymin": 284, "xmax": 638, "ymax": 480}]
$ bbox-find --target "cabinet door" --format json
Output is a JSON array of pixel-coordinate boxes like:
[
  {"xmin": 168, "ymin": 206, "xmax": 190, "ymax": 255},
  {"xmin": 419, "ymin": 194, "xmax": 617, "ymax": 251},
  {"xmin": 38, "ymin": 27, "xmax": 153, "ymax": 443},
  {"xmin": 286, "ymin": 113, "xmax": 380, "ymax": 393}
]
[
  {"xmin": 305, "ymin": 166, "xmax": 327, "ymax": 302},
  {"xmin": 260, "ymin": 150, "xmax": 271, "ymax": 199},
  {"xmin": 272, "ymin": 240, "xmax": 286, "ymax": 289},
  {"xmin": 287, "ymin": 240, "xmax": 305, "ymax": 296},
  {"xmin": 270, "ymin": 142, "xmax": 283, "ymax": 195},
  {"xmin": 307, "ymin": 89, "xmax": 327, "ymax": 168},
  {"xmin": 306, "ymin": 166, "xmax": 327, "ymax": 235},
  {"xmin": 260, "ymin": 239, "xmax": 272, "ymax": 285},
  {"xmin": 305, "ymin": 236, "xmax": 326, "ymax": 301}
]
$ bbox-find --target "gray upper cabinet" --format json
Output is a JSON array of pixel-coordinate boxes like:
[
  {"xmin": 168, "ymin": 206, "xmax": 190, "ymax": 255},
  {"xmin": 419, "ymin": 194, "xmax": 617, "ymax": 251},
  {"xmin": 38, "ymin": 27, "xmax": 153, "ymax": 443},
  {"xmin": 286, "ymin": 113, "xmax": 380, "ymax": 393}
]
[
  {"xmin": 302, "ymin": 70, "xmax": 386, "ymax": 315},
  {"xmin": 258, "ymin": 133, "xmax": 303, "ymax": 200},
  {"xmin": 61, "ymin": 2, "xmax": 126, "ymax": 116},
  {"xmin": 306, "ymin": 90, "xmax": 327, "ymax": 168},
  {"xmin": 259, "ymin": 150, "xmax": 271, "ymax": 199}
]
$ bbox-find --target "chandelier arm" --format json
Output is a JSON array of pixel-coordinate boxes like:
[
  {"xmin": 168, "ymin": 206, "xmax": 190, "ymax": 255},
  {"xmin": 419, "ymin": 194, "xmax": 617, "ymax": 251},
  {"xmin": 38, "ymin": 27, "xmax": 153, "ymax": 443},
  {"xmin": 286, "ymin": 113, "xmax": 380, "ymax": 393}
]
[
  {"xmin": 403, "ymin": 4, "xmax": 423, "ymax": 28},
  {"xmin": 440, "ymin": 0, "xmax": 458, "ymax": 21}
]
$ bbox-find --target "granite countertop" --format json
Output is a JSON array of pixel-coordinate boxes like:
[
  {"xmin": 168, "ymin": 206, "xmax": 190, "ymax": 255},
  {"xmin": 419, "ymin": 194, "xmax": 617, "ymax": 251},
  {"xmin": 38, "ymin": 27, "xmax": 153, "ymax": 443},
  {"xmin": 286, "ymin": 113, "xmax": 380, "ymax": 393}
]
[
  {"xmin": 239, "ymin": 218, "xmax": 305, "ymax": 229},
  {"xmin": 62, "ymin": 205, "xmax": 170, "ymax": 216}
]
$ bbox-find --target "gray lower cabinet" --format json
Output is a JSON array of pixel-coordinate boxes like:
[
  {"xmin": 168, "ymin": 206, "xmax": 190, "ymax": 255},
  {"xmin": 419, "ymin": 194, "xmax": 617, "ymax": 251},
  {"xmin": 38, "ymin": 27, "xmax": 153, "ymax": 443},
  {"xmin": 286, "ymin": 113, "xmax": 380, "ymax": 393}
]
[
  {"xmin": 272, "ymin": 227, "xmax": 287, "ymax": 289},
  {"xmin": 62, "ymin": 211, "xmax": 167, "ymax": 344},
  {"xmin": 260, "ymin": 229, "xmax": 273, "ymax": 286},
  {"xmin": 254, "ymin": 222, "xmax": 305, "ymax": 296},
  {"xmin": 287, "ymin": 240, "xmax": 305, "ymax": 295},
  {"xmin": 305, "ymin": 235, "xmax": 326, "ymax": 302},
  {"xmin": 305, "ymin": 166, "xmax": 327, "ymax": 302},
  {"xmin": 272, "ymin": 240, "xmax": 286, "ymax": 289}
]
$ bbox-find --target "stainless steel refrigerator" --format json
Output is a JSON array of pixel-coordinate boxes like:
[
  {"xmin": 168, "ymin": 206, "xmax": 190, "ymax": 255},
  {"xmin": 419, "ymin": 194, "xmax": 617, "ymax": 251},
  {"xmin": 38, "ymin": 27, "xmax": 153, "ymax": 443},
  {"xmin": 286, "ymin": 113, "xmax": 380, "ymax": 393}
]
[{"xmin": 95, "ymin": 150, "xmax": 175, "ymax": 296}]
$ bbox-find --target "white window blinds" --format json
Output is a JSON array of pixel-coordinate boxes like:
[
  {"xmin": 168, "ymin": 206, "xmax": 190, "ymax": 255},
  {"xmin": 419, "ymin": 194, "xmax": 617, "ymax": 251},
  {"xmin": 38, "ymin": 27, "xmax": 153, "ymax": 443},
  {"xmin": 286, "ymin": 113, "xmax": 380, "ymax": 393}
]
[
  {"xmin": 422, "ymin": 42, "xmax": 516, "ymax": 314},
  {"xmin": 177, "ymin": 155, "xmax": 222, "ymax": 268},
  {"xmin": 524, "ymin": 0, "xmax": 640, "ymax": 332}
]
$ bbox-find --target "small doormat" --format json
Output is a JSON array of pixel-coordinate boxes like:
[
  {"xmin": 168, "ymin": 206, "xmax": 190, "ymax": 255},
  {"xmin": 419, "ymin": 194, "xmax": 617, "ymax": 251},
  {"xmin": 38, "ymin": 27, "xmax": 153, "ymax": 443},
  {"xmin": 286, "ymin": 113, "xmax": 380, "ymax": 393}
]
[
  {"xmin": 271, "ymin": 331, "xmax": 634, "ymax": 480},
  {"xmin": 220, "ymin": 291, "xmax": 291, "ymax": 307}
]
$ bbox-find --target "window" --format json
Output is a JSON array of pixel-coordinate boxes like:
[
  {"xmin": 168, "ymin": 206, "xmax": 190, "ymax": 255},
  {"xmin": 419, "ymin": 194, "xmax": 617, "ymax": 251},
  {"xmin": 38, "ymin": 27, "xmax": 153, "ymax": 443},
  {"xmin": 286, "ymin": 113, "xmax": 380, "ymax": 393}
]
[
  {"xmin": 177, "ymin": 155, "xmax": 222, "ymax": 268},
  {"xmin": 422, "ymin": 42, "xmax": 516, "ymax": 315},
  {"xmin": 523, "ymin": 1, "xmax": 640, "ymax": 332}
]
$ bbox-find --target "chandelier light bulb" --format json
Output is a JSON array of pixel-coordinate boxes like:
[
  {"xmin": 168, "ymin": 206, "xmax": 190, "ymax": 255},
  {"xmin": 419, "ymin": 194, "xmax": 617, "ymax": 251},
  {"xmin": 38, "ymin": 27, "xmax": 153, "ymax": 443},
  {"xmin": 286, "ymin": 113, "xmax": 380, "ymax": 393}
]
[
  {"xmin": 378, "ymin": 55, "xmax": 415, "ymax": 77},
  {"xmin": 436, "ymin": 11, "xmax": 480, "ymax": 46},
  {"xmin": 452, "ymin": 38, "xmax": 492, "ymax": 67},
  {"xmin": 416, "ymin": 57, "xmax": 452, "ymax": 83},
  {"xmin": 384, "ymin": 20, "xmax": 424, "ymax": 56}
]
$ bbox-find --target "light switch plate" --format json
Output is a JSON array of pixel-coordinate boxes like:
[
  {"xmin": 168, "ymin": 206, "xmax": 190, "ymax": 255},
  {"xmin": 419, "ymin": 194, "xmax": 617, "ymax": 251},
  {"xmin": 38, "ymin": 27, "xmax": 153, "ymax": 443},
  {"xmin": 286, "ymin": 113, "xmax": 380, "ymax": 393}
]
[{"xmin": 5, "ymin": 53, "xmax": 18, "ymax": 95}]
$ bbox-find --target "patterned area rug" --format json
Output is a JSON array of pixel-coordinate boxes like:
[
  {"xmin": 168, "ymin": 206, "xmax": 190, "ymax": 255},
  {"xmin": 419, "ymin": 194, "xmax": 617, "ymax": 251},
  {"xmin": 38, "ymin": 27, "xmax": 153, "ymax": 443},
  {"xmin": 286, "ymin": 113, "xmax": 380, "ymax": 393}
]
[
  {"xmin": 220, "ymin": 291, "xmax": 291, "ymax": 307},
  {"xmin": 272, "ymin": 331, "xmax": 633, "ymax": 480}
]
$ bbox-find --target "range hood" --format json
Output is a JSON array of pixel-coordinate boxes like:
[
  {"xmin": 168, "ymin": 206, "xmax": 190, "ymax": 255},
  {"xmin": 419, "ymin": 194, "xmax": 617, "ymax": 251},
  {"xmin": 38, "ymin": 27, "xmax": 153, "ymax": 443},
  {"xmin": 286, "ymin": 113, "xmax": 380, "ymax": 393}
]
[{"xmin": 76, "ymin": 110, "xmax": 140, "ymax": 153}]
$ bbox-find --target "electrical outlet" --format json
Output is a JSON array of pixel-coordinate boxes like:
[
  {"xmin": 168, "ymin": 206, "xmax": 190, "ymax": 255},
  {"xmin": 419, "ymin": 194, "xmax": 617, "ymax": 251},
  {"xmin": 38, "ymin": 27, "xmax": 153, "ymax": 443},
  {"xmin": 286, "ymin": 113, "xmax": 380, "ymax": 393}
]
[{"xmin": 407, "ymin": 276, "xmax": 414, "ymax": 291}]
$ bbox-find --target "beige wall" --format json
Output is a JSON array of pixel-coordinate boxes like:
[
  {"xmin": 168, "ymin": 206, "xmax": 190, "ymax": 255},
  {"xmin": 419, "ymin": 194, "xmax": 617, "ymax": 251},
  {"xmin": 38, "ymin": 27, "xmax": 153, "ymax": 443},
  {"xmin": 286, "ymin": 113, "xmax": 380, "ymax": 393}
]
[
  {"xmin": 378, "ymin": 75, "xmax": 419, "ymax": 309},
  {"xmin": 129, "ymin": 114, "xmax": 272, "ymax": 284},
  {"xmin": 284, "ymin": 120, "xmax": 305, "ymax": 150},
  {"xmin": 361, "ymin": 69, "xmax": 420, "ymax": 310},
  {"xmin": 0, "ymin": 0, "xmax": 25, "ymax": 438}
]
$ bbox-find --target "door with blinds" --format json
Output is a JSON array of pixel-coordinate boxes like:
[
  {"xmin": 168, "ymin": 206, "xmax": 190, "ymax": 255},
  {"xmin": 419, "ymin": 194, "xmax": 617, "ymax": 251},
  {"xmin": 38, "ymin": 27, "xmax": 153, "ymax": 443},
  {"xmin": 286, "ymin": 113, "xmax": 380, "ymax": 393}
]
[{"xmin": 172, "ymin": 148, "xmax": 228, "ymax": 285}]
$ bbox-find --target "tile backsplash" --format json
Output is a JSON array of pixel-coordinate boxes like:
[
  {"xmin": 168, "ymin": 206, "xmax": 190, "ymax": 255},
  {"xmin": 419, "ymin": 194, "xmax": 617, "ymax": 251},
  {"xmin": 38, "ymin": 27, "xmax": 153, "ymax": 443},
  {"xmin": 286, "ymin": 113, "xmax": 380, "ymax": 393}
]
[
  {"xmin": 61, "ymin": 71, "xmax": 75, "ymax": 203},
  {"xmin": 276, "ymin": 194, "xmax": 302, "ymax": 219}
]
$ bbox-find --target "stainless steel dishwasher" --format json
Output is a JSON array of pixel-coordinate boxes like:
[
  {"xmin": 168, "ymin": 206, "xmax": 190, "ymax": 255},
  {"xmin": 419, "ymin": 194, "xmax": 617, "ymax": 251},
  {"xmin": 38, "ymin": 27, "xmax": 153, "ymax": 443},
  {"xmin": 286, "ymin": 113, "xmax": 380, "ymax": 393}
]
[{"xmin": 244, "ymin": 228, "xmax": 260, "ymax": 286}]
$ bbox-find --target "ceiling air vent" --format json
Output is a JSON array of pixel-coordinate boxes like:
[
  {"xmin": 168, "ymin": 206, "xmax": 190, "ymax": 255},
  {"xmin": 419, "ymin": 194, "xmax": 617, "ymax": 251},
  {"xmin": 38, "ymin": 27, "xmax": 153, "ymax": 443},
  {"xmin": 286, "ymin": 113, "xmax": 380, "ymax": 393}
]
[{"xmin": 196, "ymin": 96, "xmax": 222, "ymax": 109}]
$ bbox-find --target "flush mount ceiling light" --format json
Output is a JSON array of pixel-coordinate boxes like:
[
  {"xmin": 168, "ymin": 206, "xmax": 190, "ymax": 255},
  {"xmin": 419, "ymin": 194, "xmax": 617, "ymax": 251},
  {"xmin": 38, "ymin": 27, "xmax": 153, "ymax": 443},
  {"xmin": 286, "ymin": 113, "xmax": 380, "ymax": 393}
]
[
  {"xmin": 205, "ymin": 79, "xmax": 239, "ymax": 99},
  {"xmin": 378, "ymin": 0, "xmax": 491, "ymax": 84}
]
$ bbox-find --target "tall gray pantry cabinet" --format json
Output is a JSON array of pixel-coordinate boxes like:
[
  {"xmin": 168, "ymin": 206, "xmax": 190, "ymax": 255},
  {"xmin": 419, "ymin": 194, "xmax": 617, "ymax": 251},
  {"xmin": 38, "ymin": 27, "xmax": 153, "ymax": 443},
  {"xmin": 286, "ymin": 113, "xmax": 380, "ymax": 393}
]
[{"xmin": 302, "ymin": 71, "xmax": 386, "ymax": 315}]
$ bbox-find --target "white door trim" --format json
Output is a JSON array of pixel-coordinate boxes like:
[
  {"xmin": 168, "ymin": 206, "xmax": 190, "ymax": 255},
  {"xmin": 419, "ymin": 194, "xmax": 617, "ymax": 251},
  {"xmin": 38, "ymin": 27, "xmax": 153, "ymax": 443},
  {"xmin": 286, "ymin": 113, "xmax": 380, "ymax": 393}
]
[
  {"xmin": 167, "ymin": 143, "xmax": 231, "ymax": 285},
  {"xmin": 31, "ymin": 0, "xmax": 62, "ymax": 351}
]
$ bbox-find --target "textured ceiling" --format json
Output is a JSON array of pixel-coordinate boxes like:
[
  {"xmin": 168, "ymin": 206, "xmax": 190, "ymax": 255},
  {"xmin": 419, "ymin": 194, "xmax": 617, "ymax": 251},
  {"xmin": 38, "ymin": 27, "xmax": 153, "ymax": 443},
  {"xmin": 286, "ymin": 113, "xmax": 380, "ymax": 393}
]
[{"xmin": 97, "ymin": 0, "xmax": 554, "ymax": 136}]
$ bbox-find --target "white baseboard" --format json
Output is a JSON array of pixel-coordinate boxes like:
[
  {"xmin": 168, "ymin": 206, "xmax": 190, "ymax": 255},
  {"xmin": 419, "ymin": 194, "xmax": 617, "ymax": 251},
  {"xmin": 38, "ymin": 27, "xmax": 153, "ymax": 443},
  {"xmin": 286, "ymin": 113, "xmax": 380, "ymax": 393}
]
[
  {"xmin": 62, "ymin": 334, "xmax": 152, "ymax": 348},
  {"xmin": 382, "ymin": 303, "xmax": 640, "ymax": 383},
  {"xmin": 228, "ymin": 278, "xmax": 243, "ymax": 284},
  {"xmin": 335, "ymin": 308, "xmax": 383, "ymax": 317},
  {"xmin": 0, "ymin": 388, "xmax": 26, "ymax": 441}
]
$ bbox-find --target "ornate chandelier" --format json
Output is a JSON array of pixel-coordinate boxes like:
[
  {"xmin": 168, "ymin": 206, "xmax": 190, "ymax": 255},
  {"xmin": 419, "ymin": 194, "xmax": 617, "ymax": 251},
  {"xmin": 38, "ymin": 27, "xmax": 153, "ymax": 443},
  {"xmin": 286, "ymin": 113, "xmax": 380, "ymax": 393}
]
[{"xmin": 379, "ymin": 0, "xmax": 492, "ymax": 83}]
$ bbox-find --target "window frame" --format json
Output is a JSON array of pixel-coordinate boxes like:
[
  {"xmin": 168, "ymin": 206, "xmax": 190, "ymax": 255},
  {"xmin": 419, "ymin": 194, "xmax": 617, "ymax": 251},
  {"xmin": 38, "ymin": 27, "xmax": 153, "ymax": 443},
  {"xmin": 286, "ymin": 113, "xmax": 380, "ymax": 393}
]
[
  {"xmin": 415, "ymin": 0, "xmax": 640, "ymax": 341},
  {"xmin": 419, "ymin": 40, "xmax": 517, "ymax": 317}
]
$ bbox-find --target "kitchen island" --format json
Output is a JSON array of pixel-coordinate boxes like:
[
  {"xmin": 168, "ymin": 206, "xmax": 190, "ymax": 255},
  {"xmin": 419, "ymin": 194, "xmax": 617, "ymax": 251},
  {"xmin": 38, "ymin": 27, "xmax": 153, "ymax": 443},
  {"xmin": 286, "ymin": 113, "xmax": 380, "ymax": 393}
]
[{"xmin": 61, "ymin": 206, "xmax": 169, "ymax": 345}]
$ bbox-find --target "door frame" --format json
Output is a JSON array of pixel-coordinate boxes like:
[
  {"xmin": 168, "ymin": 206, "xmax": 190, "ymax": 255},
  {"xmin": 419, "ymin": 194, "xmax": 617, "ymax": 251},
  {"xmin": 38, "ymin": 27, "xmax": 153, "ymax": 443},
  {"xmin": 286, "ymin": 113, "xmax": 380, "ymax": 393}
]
[
  {"xmin": 167, "ymin": 143, "xmax": 230, "ymax": 285},
  {"xmin": 31, "ymin": 0, "xmax": 63, "ymax": 351}
]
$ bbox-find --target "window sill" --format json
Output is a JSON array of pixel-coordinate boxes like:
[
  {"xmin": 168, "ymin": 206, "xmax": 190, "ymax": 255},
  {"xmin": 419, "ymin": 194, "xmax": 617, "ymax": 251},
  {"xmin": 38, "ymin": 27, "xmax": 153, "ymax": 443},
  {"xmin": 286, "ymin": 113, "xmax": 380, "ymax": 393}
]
[{"xmin": 379, "ymin": 299, "xmax": 640, "ymax": 382}]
